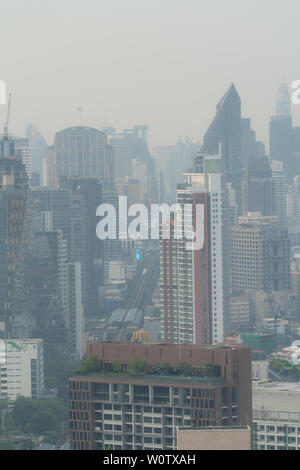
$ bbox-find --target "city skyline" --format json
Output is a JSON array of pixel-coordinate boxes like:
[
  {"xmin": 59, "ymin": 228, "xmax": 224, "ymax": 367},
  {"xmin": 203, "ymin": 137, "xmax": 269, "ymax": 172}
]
[
  {"xmin": 2, "ymin": 0, "xmax": 300, "ymax": 453},
  {"xmin": 1, "ymin": 0, "xmax": 300, "ymax": 149}
]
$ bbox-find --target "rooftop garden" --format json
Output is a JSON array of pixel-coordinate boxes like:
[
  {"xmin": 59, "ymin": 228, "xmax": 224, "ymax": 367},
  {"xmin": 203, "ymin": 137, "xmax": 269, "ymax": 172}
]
[{"xmin": 72, "ymin": 357, "xmax": 222, "ymax": 379}]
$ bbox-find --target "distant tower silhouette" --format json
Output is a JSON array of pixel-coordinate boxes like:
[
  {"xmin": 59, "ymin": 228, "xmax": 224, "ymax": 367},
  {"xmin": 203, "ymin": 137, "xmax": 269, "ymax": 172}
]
[
  {"xmin": 276, "ymin": 82, "xmax": 291, "ymax": 118},
  {"xmin": 202, "ymin": 83, "xmax": 243, "ymax": 214},
  {"xmin": 270, "ymin": 82, "xmax": 293, "ymax": 181}
]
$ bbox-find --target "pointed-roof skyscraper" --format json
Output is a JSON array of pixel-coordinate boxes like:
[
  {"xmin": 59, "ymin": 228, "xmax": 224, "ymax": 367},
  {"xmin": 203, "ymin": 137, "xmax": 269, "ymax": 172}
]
[
  {"xmin": 202, "ymin": 84, "xmax": 243, "ymax": 214},
  {"xmin": 276, "ymin": 82, "xmax": 291, "ymax": 118}
]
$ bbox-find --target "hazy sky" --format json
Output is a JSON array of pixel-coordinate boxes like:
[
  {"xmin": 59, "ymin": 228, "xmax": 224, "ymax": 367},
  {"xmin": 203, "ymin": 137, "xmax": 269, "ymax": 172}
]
[{"xmin": 1, "ymin": 0, "xmax": 300, "ymax": 151}]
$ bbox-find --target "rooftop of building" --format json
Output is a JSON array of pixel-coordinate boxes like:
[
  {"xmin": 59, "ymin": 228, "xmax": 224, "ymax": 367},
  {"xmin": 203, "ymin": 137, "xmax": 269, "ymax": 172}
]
[
  {"xmin": 177, "ymin": 425, "xmax": 251, "ymax": 432},
  {"xmin": 89, "ymin": 341, "xmax": 246, "ymax": 350},
  {"xmin": 253, "ymin": 381, "xmax": 300, "ymax": 392},
  {"xmin": 71, "ymin": 371, "xmax": 225, "ymax": 386}
]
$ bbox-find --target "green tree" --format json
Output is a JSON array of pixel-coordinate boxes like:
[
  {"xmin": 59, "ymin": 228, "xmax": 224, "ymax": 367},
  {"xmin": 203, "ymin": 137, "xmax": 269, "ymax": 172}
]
[
  {"xmin": 45, "ymin": 356, "xmax": 81, "ymax": 401},
  {"xmin": 112, "ymin": 360, "xmax": 122, "ymax": 373},
  {"xmin": 129, "ymin": 357, "xmax": 148, "ymax": 375},
  {"xmin": 29, "ymin": 410, "xmax": 59, "ymax": 435},
  {"xmin": 73, "ymin": 356, "xmax": 101, "ymax": 375},
  {"xmin": 11, "ymin": 397, "xmax": 36, "ymax": 433},
  {"xmin": 11, "ymin": 397, "xmax": 67, "ymax": 440}
]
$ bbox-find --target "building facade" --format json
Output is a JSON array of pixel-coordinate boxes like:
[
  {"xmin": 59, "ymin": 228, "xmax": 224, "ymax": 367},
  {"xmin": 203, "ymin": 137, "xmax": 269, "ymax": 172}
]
[
  {"xmin": 202, "ymin": 84, "xmax": 243, "ymax": 214},
  {"xmin": 0, "ymin": 339, "xmax": 44, "ymax": 401},
  {"xmin": 231, "ymin": 213, "xmax": 290, "ymax": 292},
  {"xmin": 69, "ymin": 342, "xmax": 252, "ymax": 450},
  {"xmin": 253, "ymin": 382, "xmax": 300, "ymax": 450},
  {"xmin": 160, "ymin": 154, "xmax": 230, "ymax": 345},
  {"xmin": 53, "ymin": 127, "xmax": 107, "ymax": 184}
]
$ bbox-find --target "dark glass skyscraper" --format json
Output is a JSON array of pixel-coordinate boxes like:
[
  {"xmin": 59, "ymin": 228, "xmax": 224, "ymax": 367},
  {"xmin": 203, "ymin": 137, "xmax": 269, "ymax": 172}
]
[{"xmin": 202, "ymin": 84, "xmax": 243, "ymax": 214}]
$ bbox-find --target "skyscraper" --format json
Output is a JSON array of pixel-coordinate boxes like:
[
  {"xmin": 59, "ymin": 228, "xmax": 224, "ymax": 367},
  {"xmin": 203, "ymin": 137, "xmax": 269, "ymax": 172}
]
[
  {"xmin": 231, "ymin": 213, "xmax": 290, "ymax": 292},
  {"xmin": 245, "ymin": 155, "xmax": 273, "ymax": 216},
  {"xmin": 160, "ymin": 153, "xmax": 230, "ymax": 345},
  {"xmin": 13, "ymin": 136, "xmax": 32, "ymax": 181},
  {"xmin": 26, "ymin": 124, "xmax": 48, "ymax": 185},
  {"xmin": 270, "ymin": 83, "xmax": 294, "ymax": 181},
  {"xmin": 153, "ymin": 138, "xmax": 198, "ymax": 203},
  {"xmin": 0, "ymin": 135, "xmax": 29, "ymax": 336},
  {"xmin": 271, "ymin": 160, "xmax": 287, "ymax": 223},
  {"xmin": 203, "ymin": 84, "xmax": 243, "ymax": 214},
  {"xmin": 60, "ymin": 177, "xmax": 103, "ymax": 316},
  {"xmin": 107, "ymin": 126, "xmax": 150, "ymax": 180},
  {"xmin": 53, "ymin": 126, "xmax": 107, "ymax": 183},
  {"xmin": 66, "ymin": 261, "xmax": 84, "ymax": 359}
]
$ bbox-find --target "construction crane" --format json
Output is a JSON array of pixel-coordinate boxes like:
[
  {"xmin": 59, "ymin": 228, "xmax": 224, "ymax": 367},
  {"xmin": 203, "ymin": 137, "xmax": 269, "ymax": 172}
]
[{"xmin": 3, "ymin": 93, "xmax": 12, "ymax": 137}]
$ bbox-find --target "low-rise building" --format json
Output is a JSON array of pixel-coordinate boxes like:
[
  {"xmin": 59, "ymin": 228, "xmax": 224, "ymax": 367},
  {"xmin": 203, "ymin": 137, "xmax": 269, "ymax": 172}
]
[
  {"xmin": 177, "ymin": 425, "xmax": 251, "ymax": 450},
  {"xmin": 0, "ymin": 339, "xmax": 44, "ymax": 401},
  {"xmin": 253, "ymin": 382, "xmax": 300, "ymax": 450}
]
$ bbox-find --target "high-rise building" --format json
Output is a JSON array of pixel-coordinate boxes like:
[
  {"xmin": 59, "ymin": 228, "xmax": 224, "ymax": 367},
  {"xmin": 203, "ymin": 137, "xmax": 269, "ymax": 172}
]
[
  {"xmin": 0, "ymin": 136, "xmax": 29, "ymax": 336},
  {"xmin": 271, "ymin": 160, "xmax": 287, "ymax": 223},
  {"xmin": 291, "ymin": 252, "xmax": 300, "ymax": 322},
  {"xmin": 107, "ymin": 126, "xmax": 150, "ymax": 180},
  {"xmin": 42, "ymin": 146, "xmax": 56, "ymax": 188},
  {"xmin": 102, "ymin": 191, "xmax": 121, "ymax": 286},
  {"xmin": 66, "ymin": 262, "xmax": 84, "ymax": 360},
  {"xmin": 116, "ymin": 177, "xmax": 140, "ymax": 205},
  {"xmin": 202, "ymin": 84, "xmax": 243, "ymax": 214},
  {"xmin": 287, "ymin": 176, "xmax": 300, "ymax": 218},
  {"xmin": 292, "ymin": 127, "xmax": 300, "ymax": 174},
  {"xmin": 60, "ymin": 177, "xmax": 103, "ymax": 316},
  {"xmin": 0, "ymin": 339, "xmax": 44, "ymax": 401},
  {"xmin": 241, "ymin": 118, "xmax": 265, "ymax": 169},
  {"xmin": 285, "ymin": 177, "xmax": 300, "ymax": 247},
  {"xmin": 230, "ymin": 290, "xmax": 251, "ymax": 331},
  {"xmin": 245, "ymin": 156, "xmax": 273, "ymax": 216},
  {"xmin": 226, "ymin": 183, "xmax": 238, "ymax": 225},
  {"xmin": 160, "ymin": 153, "xmax": 230, "ymax": 345},
  {"xmin": 26, "ymin": 124, "xmax": 48, "ymax": 185},
  {"xmin": 29, "ymin": 231, "xmax": 68, "ymax": 355},
  {"xmin": 53, "ymin": 126, "xmax": 107, "ymax": 183},
  {"xmin": 153, "ymin": 138, "xmax": 198, "ymax": 203},
  {"xmin": 270, "ymin": 83, "xmax": 294, "ymax": 181},
  {"xmin": 13, "ymin": 136, "xmax": 32, "ymax": 181},
  {"xmin": 231, "ymin": 213, "xmax": 290, "ymax": 292},
  {"xmin": 69, "ymin": 342, "xmax": 252, "ymax": 450},
  {"xmin": 31, "ymin": 188, "xmax": 71, "ymax": 243}
]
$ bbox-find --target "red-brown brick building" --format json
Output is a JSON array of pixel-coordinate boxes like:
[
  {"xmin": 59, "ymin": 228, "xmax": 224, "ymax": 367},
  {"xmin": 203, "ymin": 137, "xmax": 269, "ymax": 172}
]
[{"xmin": 69, "ymin": 342, "xmax": 252, "ymax": 450}]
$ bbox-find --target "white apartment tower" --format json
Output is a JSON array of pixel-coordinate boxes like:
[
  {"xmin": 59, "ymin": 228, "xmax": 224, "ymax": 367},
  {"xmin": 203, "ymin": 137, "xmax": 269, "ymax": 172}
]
[{"xmin": 160, "ymin": 154, "xmax": 230, "ymax": 345}]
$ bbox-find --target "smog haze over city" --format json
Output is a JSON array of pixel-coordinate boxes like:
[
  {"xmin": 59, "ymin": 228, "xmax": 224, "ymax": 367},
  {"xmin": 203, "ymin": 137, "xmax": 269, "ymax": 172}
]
[
  {"xmin": 1, "ymin": 0, "xmax": 300, "ymax": 148},
  {"xmin": 1, "ymin": 0, "xmax": 300, "ymax": 458}
]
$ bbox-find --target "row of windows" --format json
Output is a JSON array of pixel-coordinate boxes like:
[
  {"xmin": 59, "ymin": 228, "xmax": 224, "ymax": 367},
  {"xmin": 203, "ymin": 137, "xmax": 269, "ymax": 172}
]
[
  {"xmin": 70, "ymin": 401, "xmax": 90, "ymax": 411},
  {"xmin": 70, "ymin": 391, "xmax": 90, "ymax": 401},
  {"xmin": 70, "ymin": 381, "xmax": 89, "ymax": 391}
]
